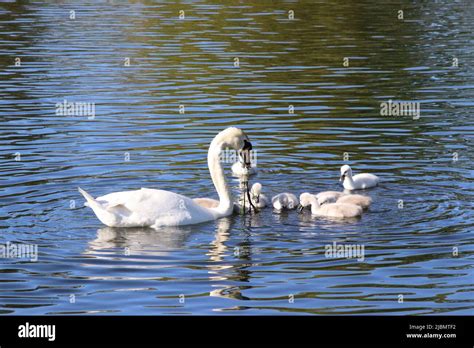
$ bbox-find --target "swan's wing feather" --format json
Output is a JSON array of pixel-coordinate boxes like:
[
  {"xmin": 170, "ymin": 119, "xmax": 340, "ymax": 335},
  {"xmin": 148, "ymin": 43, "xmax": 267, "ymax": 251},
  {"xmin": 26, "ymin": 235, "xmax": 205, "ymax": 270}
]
[
  {"xmin": 122, "ymin": 189, "xmax": 211, "ymax": 222},
  {"xmin": 193, "ymin": 198, "xmax": 219, "ymax": 209},
  {"xmin": 87, "ymin": 188, "xmax": 216, "ymax": 227},
  {"xmin": 353, "ymin": 173, "xmax": 379, "ymax": 183},
  {"xmin": 105, "ymin": 203, "xmax": 133, "ymax": 216}
]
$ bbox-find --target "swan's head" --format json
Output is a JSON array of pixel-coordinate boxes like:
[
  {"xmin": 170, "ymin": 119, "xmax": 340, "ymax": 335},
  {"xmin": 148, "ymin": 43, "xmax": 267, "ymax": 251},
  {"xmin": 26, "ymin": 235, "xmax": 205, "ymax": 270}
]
[
  {"xmin": 216, "ymin": 127, "xmax": 253, "ymax": 169},
  {"xmin": 340, "ymin": 164, "xmax": 352, "ymax": 182},
  {"xmin": 251, "ymin": 182, "xmax": 262, "ymax": 202},
  {"xmin": 298, "ymin": 192, "xmax": 317, "ymax": 212}
]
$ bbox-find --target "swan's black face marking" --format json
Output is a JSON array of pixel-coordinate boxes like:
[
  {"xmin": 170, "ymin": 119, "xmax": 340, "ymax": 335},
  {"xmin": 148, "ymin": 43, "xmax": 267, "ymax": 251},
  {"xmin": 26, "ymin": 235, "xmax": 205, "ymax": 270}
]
[
  {"xmin": 240, "ymin": 140, "xmax": 253, "ymax": 169},
  {"xmin": 340, "ymin": 173, "xmax": 346, "ymax": 182},
  {"xmin": 297, "ymin": 204, "xmax": 305, "ymax": 213},
  {"xmin": 340, "ymin": 169, "xmax": 350, "ymax": 182}
]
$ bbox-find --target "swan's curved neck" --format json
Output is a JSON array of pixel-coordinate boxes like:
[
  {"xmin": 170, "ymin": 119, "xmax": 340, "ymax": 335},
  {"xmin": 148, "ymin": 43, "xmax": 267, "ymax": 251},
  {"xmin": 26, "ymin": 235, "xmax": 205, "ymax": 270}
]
[
  {"xmin": 344, "ymin": 173, "xmax": 355, "ymax": 189},
  {"xmin": 208, "ymin": 139, "xmax": 233, "ymax": 216}
]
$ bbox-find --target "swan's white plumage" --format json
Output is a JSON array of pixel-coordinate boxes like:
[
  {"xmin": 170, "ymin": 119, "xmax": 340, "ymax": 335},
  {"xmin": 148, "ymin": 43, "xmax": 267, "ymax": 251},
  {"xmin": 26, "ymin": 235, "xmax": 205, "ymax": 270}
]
[
  {"xmin": 231, "ymin": 162, "xmax": 256, "ymax": 176},
  {"xmin": 79, "ymin": 127, "xmax": 251, "ymax": 228},
  {"xmin": 80, "ymin": 188, "xmax": 216, "ymax": 228},
  {"xmin": 255, "ymin": 193, "xmax": 269, "ymax": 209},
  {"xmin": 336, "ymin": 194, "xmax": 372, "ymax": 209},
  {"xmin": 251, "ymin": 183, "xmax": 269, "ymax": 209},
  {"xmin": 231, "ymin": 182, "xmax": 269, "ymax": 212},
  {"xmin": 340, "ymin": 165, "xmax": 379, "ymax": 190},
  {"xmin": 315, "ymin": 202, "xmax": 362, "ymax": 218},
  {"xmin": 299, "ymin": 192, "xmax": 362, "ymax": 218},
  {"xmin": 316, "ymin": 191, "xmax": 345, "ymax": 205},
  {"xmin": 193, "ymin": 197, "xmax": 219, "ymax": 209},
  {"xmin": 194, "ymin": 182, "xmax": 268, "ymax": 212},
  {"xmin": 194, "ymin": 197, "xmax": 251, "ymax": 214},
  {"xmin": 272, "ymin": 193, "xmax": 298, "ymax": 211}
]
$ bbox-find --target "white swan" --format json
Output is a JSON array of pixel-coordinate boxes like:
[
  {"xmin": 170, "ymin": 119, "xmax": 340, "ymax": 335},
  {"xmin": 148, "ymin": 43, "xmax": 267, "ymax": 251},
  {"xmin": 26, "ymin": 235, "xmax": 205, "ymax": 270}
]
[
  {"xmin": 298, "ymin": 192, "xmax": 362, "ymax": 218},
  {"xmin": 340, "ymin": 165, "xmax": 379, "ymax": 190},
  {"xmin": 315, "ymin": 191, "xmax": 345, "ymax": 205},
  {"xmin": 336, "ymin": 194, "xmax": 372, "ymax": 209},
  {"xmin": 79, "ymin": 127, "xmax": 253, "ymax": 228},
  {"xmin": 231, "ymin": 161, "xmax": 257, "ymax": 176},
  {"xmin": 272, "ymin": 193, "xmax": 299, "ymax": 211}
]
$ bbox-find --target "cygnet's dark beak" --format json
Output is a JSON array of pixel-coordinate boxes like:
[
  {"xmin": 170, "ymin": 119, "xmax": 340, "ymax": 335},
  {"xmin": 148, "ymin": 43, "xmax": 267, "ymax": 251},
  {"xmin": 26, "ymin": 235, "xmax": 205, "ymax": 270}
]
[{"xmin": 253, "ymin": 194, "xmax": 260, "ymax": 204}]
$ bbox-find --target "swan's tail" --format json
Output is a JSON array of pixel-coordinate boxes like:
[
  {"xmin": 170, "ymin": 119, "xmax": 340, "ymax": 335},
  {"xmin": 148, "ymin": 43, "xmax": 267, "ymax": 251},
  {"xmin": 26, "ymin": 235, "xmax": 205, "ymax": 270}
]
[
  {"xmin": 78, "ymin": 187, "xmax": 117, "ymax": 227},
  {"xmin": 78, "ymin": 187, "xmax": 99, "ymax": 209}
]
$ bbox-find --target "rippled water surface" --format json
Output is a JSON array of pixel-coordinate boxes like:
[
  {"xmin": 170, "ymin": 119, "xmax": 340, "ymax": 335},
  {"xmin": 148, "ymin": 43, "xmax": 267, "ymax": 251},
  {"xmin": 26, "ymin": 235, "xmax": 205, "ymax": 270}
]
[{"xmin": 1, "ymin": 1, "xmax": 473, "ymax": 315}]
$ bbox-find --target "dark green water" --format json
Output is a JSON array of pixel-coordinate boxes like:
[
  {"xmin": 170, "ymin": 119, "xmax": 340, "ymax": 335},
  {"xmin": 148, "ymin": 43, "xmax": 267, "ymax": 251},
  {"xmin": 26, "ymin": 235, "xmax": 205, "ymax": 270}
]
[{"xmin": 0, "ymin": 0, "xmax": 473, "ymax": 315}]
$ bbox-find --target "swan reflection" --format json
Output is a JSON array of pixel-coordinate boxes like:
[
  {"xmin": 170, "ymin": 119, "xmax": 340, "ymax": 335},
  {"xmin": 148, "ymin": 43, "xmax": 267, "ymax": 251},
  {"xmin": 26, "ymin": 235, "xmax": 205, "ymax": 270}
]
[
  {"xmin": 86, "ymin": 225, "xmax": 195, "ymax": 256},
  {"xmin": 83, "ymin": 216, "xmax": 255, "ymax": 301}
]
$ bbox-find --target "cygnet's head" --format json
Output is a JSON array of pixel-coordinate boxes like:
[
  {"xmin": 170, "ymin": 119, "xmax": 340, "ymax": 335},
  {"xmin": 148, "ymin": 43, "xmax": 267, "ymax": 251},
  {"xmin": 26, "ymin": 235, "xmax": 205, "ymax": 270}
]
[
  {"xmin": 340, "ymin": 165, "xmax": 352, "ymax": 182},
  {"xmin": 298, "ymin": 192, "xmax": 315, "ymax": 212},
  {"xmin": 250, "ymin": 182, "xmax": 262, "ymax": 195},
  {"xmin": 251, "ymin": 182, "xmax": 262, "ymax": 195},
  {"xmin": 251, "ymin": 182, "xmax": 262, "ymax": 203}
]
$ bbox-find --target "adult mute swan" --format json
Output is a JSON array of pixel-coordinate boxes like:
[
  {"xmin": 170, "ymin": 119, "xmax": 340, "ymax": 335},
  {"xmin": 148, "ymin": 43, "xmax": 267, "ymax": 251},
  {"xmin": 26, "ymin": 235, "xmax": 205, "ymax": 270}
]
[
  {"xmin": 79, "ymin": 127, "xmax": 253, "ymax": 228},
  {"xmin": 298, "ymin": 192, "xmax": 362, "ymax": 218},
  {"xmin": 340, "ymin": 165, "xmax": 379, "ymax": 190}
]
